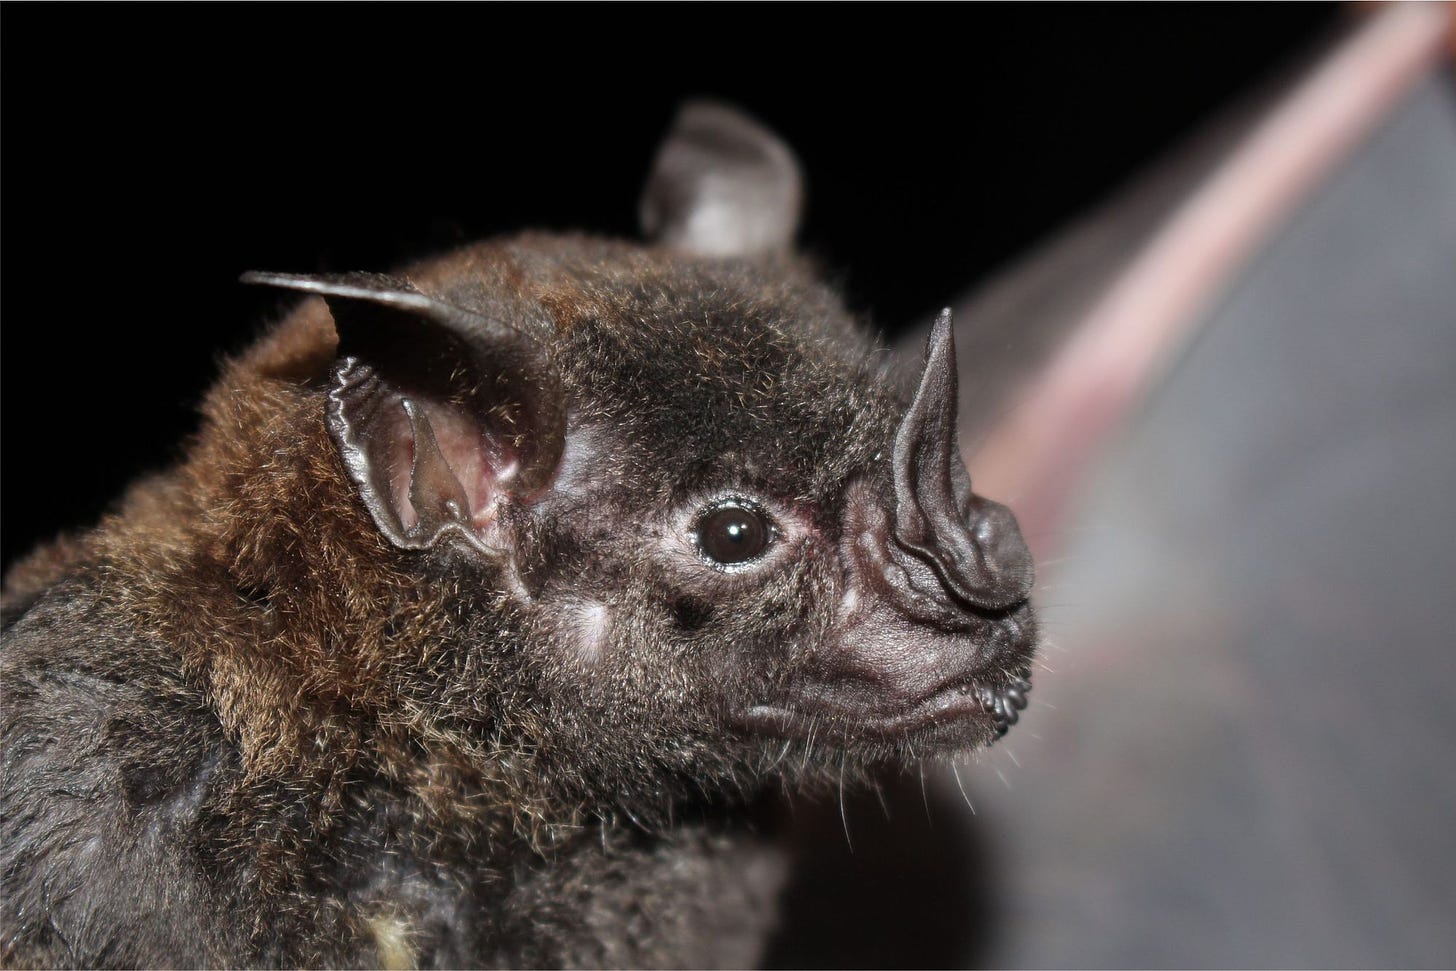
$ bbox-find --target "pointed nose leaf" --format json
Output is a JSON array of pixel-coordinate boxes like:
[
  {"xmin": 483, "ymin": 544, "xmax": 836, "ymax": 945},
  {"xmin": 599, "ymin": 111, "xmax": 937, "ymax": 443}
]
[{"xmin": 892, "ymin": 310, "xmax": 1032, "ymax": 611}]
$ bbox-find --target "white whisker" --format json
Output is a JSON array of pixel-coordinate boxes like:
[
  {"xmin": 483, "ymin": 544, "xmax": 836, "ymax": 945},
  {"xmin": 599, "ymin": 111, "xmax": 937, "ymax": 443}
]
[
  {"xmin": 950, "ymin": 762, "xmax": 976, "ymax": 816},
  {"xmin": 918, "ymin": 763, "xmax": 933, "ymax": 826}
]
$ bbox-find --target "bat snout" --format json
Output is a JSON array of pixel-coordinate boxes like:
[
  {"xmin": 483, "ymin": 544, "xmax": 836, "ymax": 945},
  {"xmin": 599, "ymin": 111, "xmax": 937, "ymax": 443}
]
[{"xmin": 732, "ymin": 478, "xmax": 1037, "ymax": 753}]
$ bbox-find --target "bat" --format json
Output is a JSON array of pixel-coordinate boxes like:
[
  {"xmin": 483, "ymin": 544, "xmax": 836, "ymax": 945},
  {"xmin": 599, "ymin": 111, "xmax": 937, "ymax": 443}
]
[{"xmin": 0, "ymin": 103, "xmax": 1036, "ymax": 968}]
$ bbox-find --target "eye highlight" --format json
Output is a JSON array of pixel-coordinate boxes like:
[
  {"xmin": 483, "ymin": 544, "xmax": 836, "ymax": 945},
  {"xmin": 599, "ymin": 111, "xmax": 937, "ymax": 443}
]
[{"xmin": 694, "ymin": 499, "xmax": 773, "ymax": 568}]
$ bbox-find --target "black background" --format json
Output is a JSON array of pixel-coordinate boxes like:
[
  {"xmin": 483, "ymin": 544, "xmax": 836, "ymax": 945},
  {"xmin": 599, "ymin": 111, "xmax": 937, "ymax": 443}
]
[{"xmin": 1, "ymin": 5, "xmax": 1341, "ymax": 570}]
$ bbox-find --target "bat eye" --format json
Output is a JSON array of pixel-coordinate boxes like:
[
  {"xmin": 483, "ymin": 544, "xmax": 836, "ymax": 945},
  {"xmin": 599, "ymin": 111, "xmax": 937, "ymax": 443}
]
[{"xmin": 695, "ymin": 500, "xmax": 772, "ymax": 567}]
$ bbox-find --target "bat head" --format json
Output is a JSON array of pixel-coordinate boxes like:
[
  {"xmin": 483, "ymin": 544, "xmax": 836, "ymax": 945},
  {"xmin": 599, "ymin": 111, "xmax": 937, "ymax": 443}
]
[{"xmin": 246, "ymin": 104, "xmax": 1034, "ymax": 812}]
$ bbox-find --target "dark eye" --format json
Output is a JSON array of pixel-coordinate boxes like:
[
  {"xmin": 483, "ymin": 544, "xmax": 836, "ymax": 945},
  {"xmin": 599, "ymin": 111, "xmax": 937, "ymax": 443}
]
[{"xmin": 695, "ymin": 501, "xmax": 772, "ymax": 567}]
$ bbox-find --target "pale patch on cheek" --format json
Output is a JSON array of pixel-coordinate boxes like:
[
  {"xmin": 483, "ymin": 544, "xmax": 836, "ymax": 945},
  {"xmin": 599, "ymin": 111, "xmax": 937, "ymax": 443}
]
[
  {"xmin": 367, "ymin": 913, "xmax": 416, "ymax": 971},
  {"xmin": 560, "ymin": 599, "xmax": 612, "ymax": 666}
]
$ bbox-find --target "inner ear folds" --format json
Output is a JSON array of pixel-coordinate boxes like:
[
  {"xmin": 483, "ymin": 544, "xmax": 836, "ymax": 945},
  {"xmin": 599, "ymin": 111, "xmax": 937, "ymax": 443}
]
[{"xmin": 243, "ymin": 271, "xmax": 565, "ymax": 552}]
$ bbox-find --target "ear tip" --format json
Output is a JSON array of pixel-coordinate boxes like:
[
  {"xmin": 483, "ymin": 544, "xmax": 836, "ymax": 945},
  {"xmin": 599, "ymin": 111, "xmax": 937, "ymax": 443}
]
[
  {"xmin": 929, "ymin": 308, "xmax": 956, "ymax": 353},
  {"xmin": 641, "ymin": 99, "xmax": 803, "ymax": 257},
  {"xmin": 240, "ymin": 270, "xmax": 332, "ymax": 293},
  {"xmin": 239, "ymin": 270, "xmax": 290, "ymax": 287},
  {"xmin": 671, "ymin": 100, "xmax": 790, "ymax": 150},
  {"xmin": 238, "ymin": 271, "xmax": 435, "ymax": 312}
]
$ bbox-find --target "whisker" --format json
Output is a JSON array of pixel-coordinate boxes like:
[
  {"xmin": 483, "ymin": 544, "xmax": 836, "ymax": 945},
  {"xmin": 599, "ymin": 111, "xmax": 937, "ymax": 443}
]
[
  {"xmin": 799, "ymin": 718, "xmax": 819, "ymax": 774},
  {"xmin": 950, "ymin": 762, "xmax": 976, "ymax": 816},
  {"xmin": 872, "ymin": 778, "xmax": 891, "ymax": 821},
  {"xmin": 918, "ymin": 763, "xmax": 933, "ymax": 826}
]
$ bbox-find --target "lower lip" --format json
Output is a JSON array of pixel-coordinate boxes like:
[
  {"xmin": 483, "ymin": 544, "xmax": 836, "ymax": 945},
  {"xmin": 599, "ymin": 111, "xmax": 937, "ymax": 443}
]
[{"xmin": 739, "ymin": 686, "xmax": 996, "ymax": 745}]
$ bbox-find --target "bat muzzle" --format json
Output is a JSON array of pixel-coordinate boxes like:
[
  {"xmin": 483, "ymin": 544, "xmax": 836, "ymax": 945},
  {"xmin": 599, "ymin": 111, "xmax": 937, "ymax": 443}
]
[{"xmin": 737, "ymin": 315, "xmax": 1038, "ymax": 751}]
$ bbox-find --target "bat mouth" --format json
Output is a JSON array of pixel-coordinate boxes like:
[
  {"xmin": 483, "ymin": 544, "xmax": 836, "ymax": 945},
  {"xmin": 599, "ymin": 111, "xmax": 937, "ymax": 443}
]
[
  {"xmin": 736, "ymin": 584, "xmax": 1037, "ymax": 754},
  {"xmin": 738, "ymin": 668, "xmax": 1033, "ymax": 749}
]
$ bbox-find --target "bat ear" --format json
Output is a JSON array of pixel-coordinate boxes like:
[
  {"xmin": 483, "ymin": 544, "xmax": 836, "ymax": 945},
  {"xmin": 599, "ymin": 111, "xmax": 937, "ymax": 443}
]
[
  {"xmin": 243, "ymin": 272, "xmax": 566, "ymax": 553},
  {"xmin": 639, "ymin": 101, "xmax": 803, "ymax": 258}
]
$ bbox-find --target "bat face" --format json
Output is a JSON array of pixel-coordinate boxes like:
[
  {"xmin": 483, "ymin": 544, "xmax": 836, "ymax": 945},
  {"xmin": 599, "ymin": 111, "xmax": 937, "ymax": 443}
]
[
  {"xmin": 226, "ymin": 106, "xmax": 1038, "ymax": 816},
  {"xmin": 247, "ymin": 221, "xmax": 1035, "ymax": 810}
]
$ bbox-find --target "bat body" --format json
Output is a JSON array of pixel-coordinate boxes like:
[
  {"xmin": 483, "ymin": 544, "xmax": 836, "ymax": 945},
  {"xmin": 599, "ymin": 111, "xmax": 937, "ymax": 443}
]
[{"xmin": 0, "ymin": 107, "xmax": 1035, "ymax": 968}]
